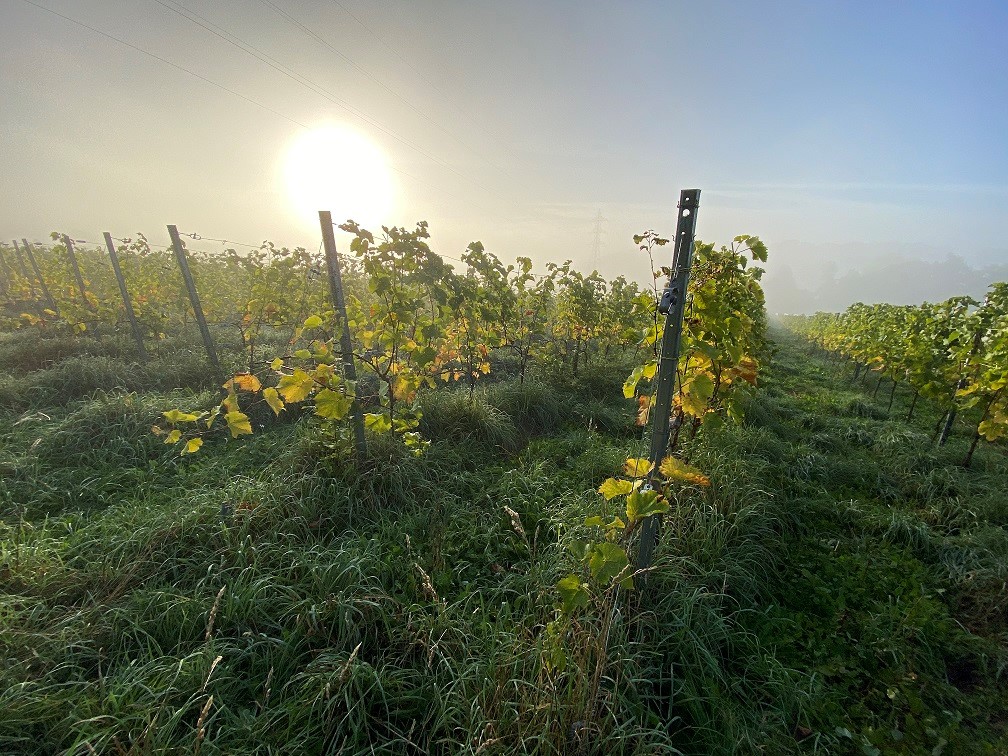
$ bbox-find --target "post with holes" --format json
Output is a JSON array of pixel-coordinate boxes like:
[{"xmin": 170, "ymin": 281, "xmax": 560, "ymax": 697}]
[
  {"xmin": 636, "ymin": 189, "xmax": 701, "ymax": 572},
  {"xmin": 319, "ymin": 210, "xmax": 367, "ymax": 459},
  {"xmin": 22, "ymin": 238, "xmax": 58, "ymax": 314},
  {"xmin": 168, "ymin": 224, "xmax": 220, "ymax": 375},
  {"xmin": 62, "ymin": 235, "xmax": 93, "ymax": 308},
  {"xmin": 104, "ymin": 232, "xmax": 148, "ymax": 362},
  {"xmin": 12, "ymin": 240, "xmax": 38, "ymax": 301}
]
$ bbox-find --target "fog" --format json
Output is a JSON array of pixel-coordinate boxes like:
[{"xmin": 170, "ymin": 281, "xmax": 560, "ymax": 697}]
[
  {"xmin": 762, "ymin": 241, "xmax": 1008, "ymax": 314},
  {"xmin": 2, "ymin": 2, "xmax": 1005, "ymax": 313}
]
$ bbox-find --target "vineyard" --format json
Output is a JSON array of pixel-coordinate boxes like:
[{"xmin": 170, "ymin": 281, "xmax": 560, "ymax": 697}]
[
  {"xmin": 784, "ymin": 287, "xmax": 1008, "ymax": 466},
  {"xmin": 0, "ymin": 219, "xmax": 766, "ymax": 459},
  {"xmin": 1, "ymin": 215, "xmax": 1007, "ymax": 753}
]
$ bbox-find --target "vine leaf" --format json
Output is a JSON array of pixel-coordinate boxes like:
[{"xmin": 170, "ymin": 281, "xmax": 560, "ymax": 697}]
[
  {"xmin": 277, "ymin": 369, "xmax": 313, "ymax": 403},
  {"xmin": 314, "ymin": 389, "xmax": 352, "ymax": 420},
  {"xmin": 625, "ymin": 489, "xmax": 666, "ymax": 523},
  {"xmin": 263, "ymin": 387, "xmax": 285, "ymax": 416},
  {"xmin": 978, "ymin": 416, "xmax": 1006, "ymax": 441},
  {"xmin": 587, "ymin": 542, "xmax": 632, "ymax": 588},
  {"xmin": 556, "ymin": 574, "xmax": 590, "ymax": 614},
  {"xmin": 224, "ymin": 411, "xmax": 253, "ymax": 438},
  {"xmin": 224, "ymin": 373, "xmax": 262, "ymax": 393},
  {"xmin": 598, "ymin": 477, "xmax": 634, "ymax": 500},
  {"xmin": 659, "ymin": 456, "xmax": 711, "ymax": 486},
  {"xmin": 163, "ymin": 409, "xmax": 199, "ymax": 423},
  {"xmin": 623, "ymin": 457, "xmax": 653, "ymax": 478}
]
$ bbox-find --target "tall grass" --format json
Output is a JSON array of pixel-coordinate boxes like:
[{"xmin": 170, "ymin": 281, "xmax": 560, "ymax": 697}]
[{"xmin": 0, "ymin": 328, "xmax": 1005, "ymax": 753}]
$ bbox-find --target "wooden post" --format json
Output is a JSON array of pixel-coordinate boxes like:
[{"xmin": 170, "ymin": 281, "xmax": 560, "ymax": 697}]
[
  {"xmin": 103, "ymin": 232, "xmax": 148, "ymax": 362},
  {"xmin": 637, "ymin": 189, "xmax": 701, "ymax": 572},
  {"xmin": 22, "ymin": 238, "xmax": 58, "ymax": 314},
  {"xmin": 319, "ymin": 210, "xmax": 367, "ymax": 458},
  {"xmin": 0, "ymin": 245, "xmax": 11, "ymax": 298},
  {"xmin": 62, "ymin": 235, "xmax": 93, "ymax": 308},
  {"xmin": 167, "ymin": 225, "xmax": 220, "ymax": 375},
  {"xmin": 12, "ymin": 240, "xmax": 37, "ymax": 300}
]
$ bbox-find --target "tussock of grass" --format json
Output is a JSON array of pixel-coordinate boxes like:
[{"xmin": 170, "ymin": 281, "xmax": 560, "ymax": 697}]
[
  {"xmin": 485, "ymin": 380, "xmax": 572, "ymax": 435},
  {"xmin": 0, "ymin": 350, "xmax": 216, "ymax": 413},
  {"xmin": 0, "ymin": 331, "xmax": 128, "ymax": 373},
  {"xmin": 418, "ymin": 389, "xmax": 520, "ymax": 453}
]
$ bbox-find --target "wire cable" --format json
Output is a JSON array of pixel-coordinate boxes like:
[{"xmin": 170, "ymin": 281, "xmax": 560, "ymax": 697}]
[
  {"xmin": 150, "ymin": 1, "xmax": 438, "ymax": 165},
  {"xmin": 179, "ymin": 231, "xmax": 263, "ymax": 249},
  {"xmin": 20, "ymin": 0, "xmax": 492, "ymax": 214},
  {"xmin": 329, "ymin": 0, "xmax": 526, "ymax": 175},
  {"xmin": 260, "ymin": 0, "xmax": 515, "ymax": 182},
  {"xmin": 21, "ymin": 0, "xmax": 311, "ymax": 130},
  {"xmin": 152, "ymin": 0, "xmax": 502, "ymax": 202}
]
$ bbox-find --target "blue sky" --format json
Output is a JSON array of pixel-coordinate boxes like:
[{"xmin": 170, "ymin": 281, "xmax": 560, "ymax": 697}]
[{"xmin": 1, "ymin": 1, "xmax": 1006, "ymax": 308}]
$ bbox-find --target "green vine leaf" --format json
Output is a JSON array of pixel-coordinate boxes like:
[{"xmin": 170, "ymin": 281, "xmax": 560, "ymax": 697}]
[{"xmin": 556, "ymin": 574, "xmax": 590, "ymax": 615}]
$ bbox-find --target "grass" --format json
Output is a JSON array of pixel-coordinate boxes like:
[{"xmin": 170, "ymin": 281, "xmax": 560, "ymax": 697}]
[{"xmin": 0, "ymin": 327, "xmax": 1005, "ymax": 753}]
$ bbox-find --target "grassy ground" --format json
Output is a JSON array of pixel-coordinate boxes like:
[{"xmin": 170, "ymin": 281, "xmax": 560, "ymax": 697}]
[{"xmin": 0, "ymin": 326, "xmax": 1005, "ymax": 754}]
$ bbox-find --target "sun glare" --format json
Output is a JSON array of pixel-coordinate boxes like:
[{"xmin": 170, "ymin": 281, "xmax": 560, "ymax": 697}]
[{"xmin": 283, "ymin": 124, "xmax": 396, "ymax": 232}]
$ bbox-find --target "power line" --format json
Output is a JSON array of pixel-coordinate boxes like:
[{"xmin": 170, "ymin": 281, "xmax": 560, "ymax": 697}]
[
  {"xmin": 257, "ymin": 1, "xmax": 511, "ymax": 204},
  {"xmin": 329, "ymin": 0, "xmax": 526, "ymax": 175},
  {"xmin": 19, "ymin": 0, "xmax": 491, "ymax": 214},
  {"xmin": 21, "ymin": 0, "xmax": 310, "ymax": 130},
  {"xmin": 149, "ymin": 0, "xmax": 453, "ymax": 173},
  {"xmin": 260, "ymin": 0, "xmax": 478, "ymax": 155},
  {"xmin": 153, "ymin": 0, "xmax": 503, "ymax": 205}
]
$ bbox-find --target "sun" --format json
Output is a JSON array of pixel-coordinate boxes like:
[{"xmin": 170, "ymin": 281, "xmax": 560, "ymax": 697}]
[{"xmin": 283, "ymin": 123, "xmax": 396, "ymax": 232}]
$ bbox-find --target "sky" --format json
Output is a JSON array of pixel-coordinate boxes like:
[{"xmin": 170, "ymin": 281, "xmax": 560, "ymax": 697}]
[{"xmin": 2, "ymin": 0, "xmax": 1007, "ymax": 312}]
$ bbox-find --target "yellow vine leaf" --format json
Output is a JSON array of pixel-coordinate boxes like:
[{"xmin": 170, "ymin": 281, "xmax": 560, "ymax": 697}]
[
  {"xmin": 624, "ymin": 458, "xmax": 653, "ymax": 478},
  {"xmin": 978, "ymin": 415, "xmax": 1006, "ymax": 441},
  {"xmin": 224, "ymin": 373, "xmax": 262, "ymax": 392},
  {"xmin": 277, "ymin": 369, "xmax": 314, "ymax": 403},
  {"xmin": 364, "ymin": 412, "xmax": 392, "ymax": 432},
  {"xmin": 598, "ymin": 478, "xmax": 634, "ymax": 500},
  {"xmin": 392, "ymin": 373, "xmax": 421, "ymax": 402},
  {"xmin": 263, "ymin": 387, "xmax": 285, "ymax": 416},
  {"xmin": 222, "ymin": 392, "xmax": 240, "ymax": 414},
  {"xmin": 304, "ymin": 315, "xmax": 323, "ymax": 329},
  {"xmin": 314, "ymin": 389, "xmax": 352, "ymax": 420},
  {"xmin": 225, "ymin": 411, "xmax": 253, "ymax": 438},
  {"xmin": 625, "ymin": 489, "xmax": 667, "ymax": 523},
  {"xmin": 182, "ymin": 437, "xmax": 203, "ymax": 455},
  {"xmin": 163, "ymin": 409, "xmax": 199, "ymax": 424},
  {"xmin": 206, "ymin": 406, "xmax": 221, "ymax": 429},
  {"xmin": 680, "ymin": 372, "xmax": 715, "ymax": 418},
  {"xmin": 658, "ymin": 456, "xmax": 711, "ymax": 487},
  {"xmin": 636, "ymin": 395, "xmax": 651, "ymax": 426},
  {"xmin": 735, "ymin": 356, "xmax": 759, "ymax": 386},
  {"xmin": 164, "ymin": 429, "xmax": 182, "ymax": 444},
  {"xmin": 270, "ymin": 357, "xmax": 283, "ymax": 371}
]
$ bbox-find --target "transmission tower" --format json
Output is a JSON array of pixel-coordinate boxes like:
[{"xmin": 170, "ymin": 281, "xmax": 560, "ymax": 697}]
[{"xmin": 591, "ymin": 209, "xmax": 606, "ymax": 270}]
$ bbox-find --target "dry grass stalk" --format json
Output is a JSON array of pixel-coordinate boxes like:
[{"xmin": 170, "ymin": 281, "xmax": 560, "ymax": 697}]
[{"xmin": 205, "ymin": 585, "xmax": 226, "ymax": 642}]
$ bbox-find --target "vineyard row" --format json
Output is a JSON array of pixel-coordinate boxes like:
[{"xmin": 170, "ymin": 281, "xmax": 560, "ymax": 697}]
[{"xmin": 783, "ymin": 285, "xmax": 1008, "ymax": 466}]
